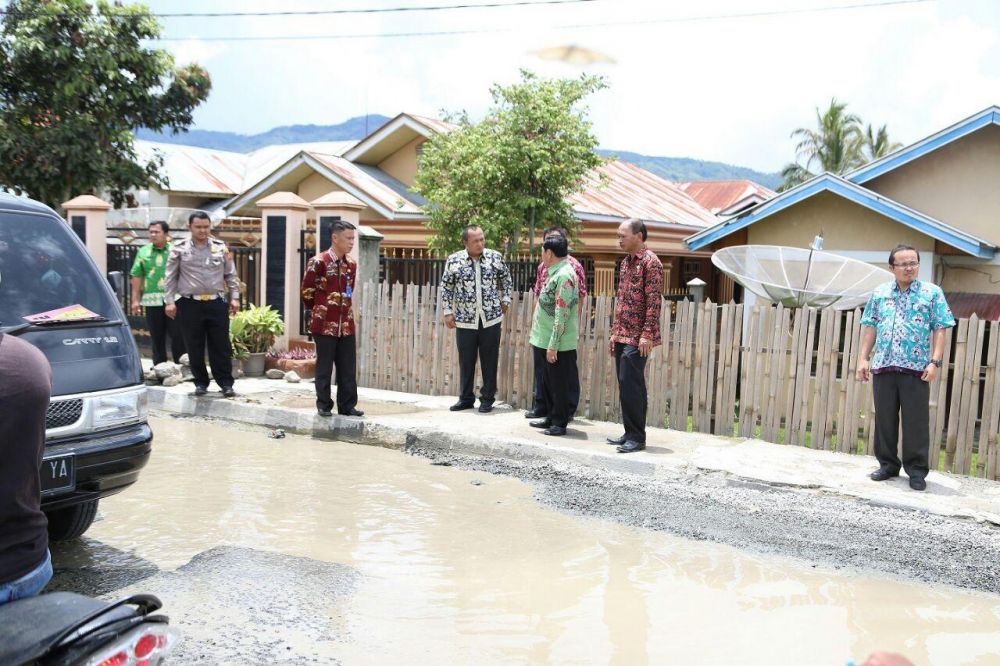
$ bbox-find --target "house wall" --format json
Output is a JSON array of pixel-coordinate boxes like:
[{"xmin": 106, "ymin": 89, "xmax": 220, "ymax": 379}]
[
  {"xmin": 166, "ymin": 194, "xmax": 217, "ymax": 210},
  {"xmin": 938, "ymin": 257, "xmax": 1000, "ymax": 293},
  {"xmin": 296, "ymin": 172, "xmax": 340, "ymax": 203},
  {"xmin": 377, "ymin": 136, "xmax": 424, "ymax": 187},
  {"xmin": 865, "ymin": 125, "xmax": 1000, "ymax": 246},
  {"xmin": 746, "ymin": 191, "xmax": 935, "ymax": 252}
]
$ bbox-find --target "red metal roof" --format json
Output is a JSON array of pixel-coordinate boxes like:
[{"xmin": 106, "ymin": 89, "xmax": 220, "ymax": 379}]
[
  {"xmin": 308, "ymin": 152, "xmax": 424, "ymax": 214},
  {"xmin": 407, "ymin": 113, "xmax": 459, "ymax": 135},
  {"xmin": 569, "ymin": 160, "xmax": 717, "ymax": 227},
  {"xmin": 944, "ymin": 292, "xmax": 1000, "ymax": 321},
  {"xmin": 676, "ymin": 179, "xmax": 776, "ymax": 215}
]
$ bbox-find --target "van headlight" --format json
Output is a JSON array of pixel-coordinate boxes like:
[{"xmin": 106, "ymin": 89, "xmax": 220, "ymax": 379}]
[{"xmin": 91, "ymin": 388, "xmax": 148, "ymax": 428}]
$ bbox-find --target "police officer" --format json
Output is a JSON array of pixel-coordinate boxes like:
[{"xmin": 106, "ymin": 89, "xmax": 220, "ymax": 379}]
[{"xmin": 164, "ymin": 212, "xmax": 240, "ymax": 397}]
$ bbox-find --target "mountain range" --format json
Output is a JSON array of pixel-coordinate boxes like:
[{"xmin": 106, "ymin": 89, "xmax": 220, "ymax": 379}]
[{"xmin": 136, "ymin": 115, "xmax": 781, "ymax": 189}]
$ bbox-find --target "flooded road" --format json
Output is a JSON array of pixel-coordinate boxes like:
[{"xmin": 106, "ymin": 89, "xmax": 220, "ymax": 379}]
[{"xmin": 51, "ymin": 416, "xmax": 1000, "ymax": 664}]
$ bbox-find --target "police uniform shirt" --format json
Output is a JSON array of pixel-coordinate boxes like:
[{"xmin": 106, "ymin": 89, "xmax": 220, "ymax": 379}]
[{"xmin": 164, "ymin": 237, "xmax": 240, "ymax": 303}]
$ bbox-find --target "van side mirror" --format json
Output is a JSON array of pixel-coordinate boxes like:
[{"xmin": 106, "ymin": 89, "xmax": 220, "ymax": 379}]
[{"xmin": 107, "ymin": 270, "xmax": 125, "ymax": 297}]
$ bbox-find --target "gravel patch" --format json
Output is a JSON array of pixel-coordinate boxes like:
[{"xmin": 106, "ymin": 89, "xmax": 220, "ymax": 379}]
[{"xmin": 407, "ymin": 445, "xmax": 1000, "ymax": 595}]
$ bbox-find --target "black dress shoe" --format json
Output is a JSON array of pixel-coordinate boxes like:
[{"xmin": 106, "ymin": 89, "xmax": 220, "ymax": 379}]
[
  {"xmin": 450, "ymin": 401, "xmax": 475, "ymax": 411},
  {"xmin": 478, "ymin": 403, "xmax": 494, "ymax": 413},
  {"xmin": 606, "ymin": 435, "xmax": 627, "ymax": 446},
  {"xmin": 317, "ymin": 409, "xmax": 333, "ymax": 417},
  {"xmin": 617, "ymin": 440, "xmax": 646, "ymax": 454},
  {"xmin": 339, "ymin": 408, "xmax": 364, "ymax": 417},
  {"xmin": 543, "ymin": 426, "xmax": 567, "ymax": 436},
  {"xmin": 529, "ymin": 419, "xmax": 552, "ymax": 429},
  {"xmin": 221, "ymin": 387, "xmax": 236, "ymax": 398},
  {"xmin": 909, "ymin": 476, "xmax": 927, "ymax": 491},
  {"xmin": 524, "ymin": 409, "xmax": 547, "ymax": 419},
  {"xmin": 193, "ymin": 386, "xmax": 208, "ymax": 396},
  {"xmin": 870, "ymin": 468, "xmax": 900, "ymax": 482}
]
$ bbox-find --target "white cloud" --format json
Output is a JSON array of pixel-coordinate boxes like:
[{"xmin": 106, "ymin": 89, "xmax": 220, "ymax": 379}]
[
  {"xmin": 147, "ymin": 0, "xmax": 1000, "ymax": 174},
  {"xmin": 167, "ymin": 39, "xmax": 227, "ymax": 67}
]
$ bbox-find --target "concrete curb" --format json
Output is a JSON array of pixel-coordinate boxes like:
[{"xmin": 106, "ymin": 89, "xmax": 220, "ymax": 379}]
[{"xmin": 146, "ymin": 383, "xmax": 1000, "ymax": 527}]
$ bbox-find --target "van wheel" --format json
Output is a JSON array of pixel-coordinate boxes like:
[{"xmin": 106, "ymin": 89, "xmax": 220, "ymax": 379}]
[{"xmin": 46, "ymin": 500, "xmax": 99, "ymax": 541}]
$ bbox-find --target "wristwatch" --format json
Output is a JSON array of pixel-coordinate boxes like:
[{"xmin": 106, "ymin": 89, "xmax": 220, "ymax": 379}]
[{"xmin": 930, "ymin": 359, "xmax": 942, "ymax": 368}]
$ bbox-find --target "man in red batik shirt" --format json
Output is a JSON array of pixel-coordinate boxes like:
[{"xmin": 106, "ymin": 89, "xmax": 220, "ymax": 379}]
[
  {"xmin": 607, "ymin": 219, "xmax": 663, "ymax": 453},
  {"xmin": 301, "ymin": 220, "xmax": 364, "ymax": 418}
]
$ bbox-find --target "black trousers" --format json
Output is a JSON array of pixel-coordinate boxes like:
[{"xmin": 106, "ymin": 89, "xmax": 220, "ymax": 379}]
[
  {"xmin": 532, "ymin": 345, "xmax": 579, "ymax": 416},
  {"xmin": 314, "ymin": 334, "xmax": 358, "ymax": 413},
  {"xmin": 146, "ymin": 305, "xmax": 186, "ymax": 365},
  {"xmin": 456, "ymin": 321, "xmax": 502, "ymax": 404},
  {"xmin": 615, "ymin": 343, "xmax": 648, "ymax": 443},
  {"xmin": 536, "ymin": 346, "xmax": 577, "ymax": 428},
  {"xmin": 176, "ymin": 298, "xmax": 234, "ymax": 390},
  {"xmin": 872, "ymin": 371, "xmax": 930, "ymax": 479}
]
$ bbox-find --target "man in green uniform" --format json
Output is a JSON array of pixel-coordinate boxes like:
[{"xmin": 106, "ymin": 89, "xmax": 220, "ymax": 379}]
[
  {"xmin": 130, "ymin": 221, "xmax": 185, "ymax": 365},
  {"xmin": 528, "ymin": 235, "xmax": 580, "ymax": 437}
]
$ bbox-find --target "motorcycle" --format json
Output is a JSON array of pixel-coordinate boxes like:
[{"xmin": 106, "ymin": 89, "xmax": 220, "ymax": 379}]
[{"xmin": 0, "ymin": 592, "xmax": 177, "ymax": 665}]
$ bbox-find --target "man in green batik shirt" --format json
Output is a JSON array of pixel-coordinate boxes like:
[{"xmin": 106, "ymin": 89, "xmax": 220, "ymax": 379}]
[
  {"xmin": 130, "ymin": 221, "xmax": 185, "ymax": 365},
  {"xmin": 528, "ymin": 235, "xmax": 580, "ymax": 437}
]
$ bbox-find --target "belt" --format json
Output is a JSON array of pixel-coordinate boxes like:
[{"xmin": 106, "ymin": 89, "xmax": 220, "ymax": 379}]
[{"xmin": 182, "ymin": 294, "xmax": 220, "ymax": 301}]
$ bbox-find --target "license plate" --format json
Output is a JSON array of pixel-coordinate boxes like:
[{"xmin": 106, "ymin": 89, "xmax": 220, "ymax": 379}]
[{"xmin": 40, "ymin": 454, "xmax": 75, "ymax": 496}]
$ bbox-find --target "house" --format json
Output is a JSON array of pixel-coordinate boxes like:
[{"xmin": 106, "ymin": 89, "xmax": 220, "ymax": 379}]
[
  {"xmin": 685, "ymin": 106, "xmax": 1000, "ymax": 316},
  {"xmin": 676, "ymin": 179, "xmax": 775, "ymax": 216},
  {"xmin": 132, "ymin": 112, "xmax": 721, "ymax": 296}
]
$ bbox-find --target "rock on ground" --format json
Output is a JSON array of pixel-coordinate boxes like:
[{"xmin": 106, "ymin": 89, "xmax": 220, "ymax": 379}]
[
  {"xmin": 284, "ymin": 371, "xmax": 301, "ymax": 383},
  {"xmin": 265, "ymin": 368, "xmax": 285, "ymax": 380},
  {"xmin": 161, "ymin": 375, "xmax": 183, "ymax": 387},
  {"xmin": 153, "ymin": 362, "xmax": 182, "ymax": 379}
]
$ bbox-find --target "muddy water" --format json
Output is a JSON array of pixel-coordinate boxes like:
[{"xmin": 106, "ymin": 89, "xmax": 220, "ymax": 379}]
[{"xmin": 60, "ymin": 417, "xmax": 1000, "ymax": 665}]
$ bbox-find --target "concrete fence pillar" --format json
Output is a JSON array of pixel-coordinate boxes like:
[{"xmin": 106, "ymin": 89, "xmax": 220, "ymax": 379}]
[
  {"xmin": 62, "ymin": 195, "xmax": 111, "ymax": 274},
  {"xmin": 256, "ymin": 192, "xmax": 310, "ymax": 350}
]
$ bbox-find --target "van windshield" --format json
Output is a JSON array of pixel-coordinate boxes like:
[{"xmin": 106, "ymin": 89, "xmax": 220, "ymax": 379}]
[{"xmin": 0, "ymin": 211, "xmax": 120, "ymax": 327}]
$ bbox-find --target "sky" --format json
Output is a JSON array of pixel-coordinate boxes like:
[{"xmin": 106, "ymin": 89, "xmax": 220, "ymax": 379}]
[{"xmin": 145, "ymin": 0, "xmax": 1000, "ymax": 173}]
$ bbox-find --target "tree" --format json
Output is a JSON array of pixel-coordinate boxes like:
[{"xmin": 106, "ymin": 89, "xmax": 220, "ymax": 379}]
[
  {"xmin": 413, "ymin": 70, "xmax": 607, "ymax": 255},
  {"xmin": 778, "ymin": 98, "xmax": 863, "ymax": 191},
  {"xmin": 863, "ymin": 123, "xmax": 903, "ymax": 161},
  {"xmin": 0, "ymin": 0, "xmax": 211, "ymax": 209},
  {"xmin": 778, "ymin": 99, "xmax": 904, "ymax": 191}
]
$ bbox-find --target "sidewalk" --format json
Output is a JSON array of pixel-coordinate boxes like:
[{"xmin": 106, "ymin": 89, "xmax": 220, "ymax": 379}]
[{"xmin": 146, "ymin": 378, "xmax": 1000, "ymax": 527}]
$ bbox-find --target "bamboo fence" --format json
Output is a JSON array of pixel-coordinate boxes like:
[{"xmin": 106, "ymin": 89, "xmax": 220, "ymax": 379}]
[{"xmin": 354, "ymin": 282, "xmax": 1000, "ymax": 480}]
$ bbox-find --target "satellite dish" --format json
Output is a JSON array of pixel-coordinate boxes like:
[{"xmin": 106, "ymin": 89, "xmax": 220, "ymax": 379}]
[{"xmin": 712, "ymin": 245, "xmax": 892, "ymax": 310}]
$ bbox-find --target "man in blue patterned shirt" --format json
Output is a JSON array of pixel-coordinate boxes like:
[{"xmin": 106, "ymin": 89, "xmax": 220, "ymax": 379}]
[
  {"xmin": 856, "ymin": 244, "xmax": 955, "ymax": 491},
  {"xmin": 440, "ymin": 225, "xmax": 513, "ymax": 413}
]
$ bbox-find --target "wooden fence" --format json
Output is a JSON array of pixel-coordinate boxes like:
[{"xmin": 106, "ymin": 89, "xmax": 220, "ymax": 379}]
[{"xmin": 354, "ymin": 282, "xmax": 1000, "ymax": 480}]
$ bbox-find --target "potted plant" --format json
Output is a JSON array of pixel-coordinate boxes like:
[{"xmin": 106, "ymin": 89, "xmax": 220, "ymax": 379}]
[{"xmin": 229, "ymin": 304, "xmax": 285, "ymax": 376}]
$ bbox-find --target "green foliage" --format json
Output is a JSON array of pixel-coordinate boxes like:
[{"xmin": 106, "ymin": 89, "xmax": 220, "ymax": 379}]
[
  {"xmin": 413, "ymin": 70, "xmax": 607, "ymax": 255},
  {"xmin": 862, "ymin": 123, "xmax": 903, "ymax": 162},
  {"xmin": 778, "ymin": 99, "xmax": 905, "ymax": 191},
  {"xmin": 230, "ymin": 304, "xmax": 285, "ymax": 355},
  {"xmin": 0, "ymin": 0, "xmax": 211, "ymax": 209}
]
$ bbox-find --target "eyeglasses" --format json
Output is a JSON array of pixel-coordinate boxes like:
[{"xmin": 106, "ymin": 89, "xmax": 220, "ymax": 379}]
[{"xmin": 893, "ymin": 262, "xmax": 919, "ymax": 269}]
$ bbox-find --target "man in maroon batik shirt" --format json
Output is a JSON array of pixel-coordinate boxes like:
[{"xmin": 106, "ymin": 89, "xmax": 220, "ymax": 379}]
[
  {"xmin": 606, "ymin": 219, "xmax": 663, "ymax": 453},
  {"xmin": 301, "ymin": 220, "xmax": 364, "ymax": 418},
  {"xmin": 525, "ymin": 226, "xmax": 588, "ymax": 420}
]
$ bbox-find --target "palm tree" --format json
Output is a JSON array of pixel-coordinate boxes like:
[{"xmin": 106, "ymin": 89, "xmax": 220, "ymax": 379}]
[
  {"xmin": 863, "ymin": 123, "xmax": 903, "ymax": 161},
  {"xmin": 778, "ymin": 98, "xmax": 864, "ymax": 191}
]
